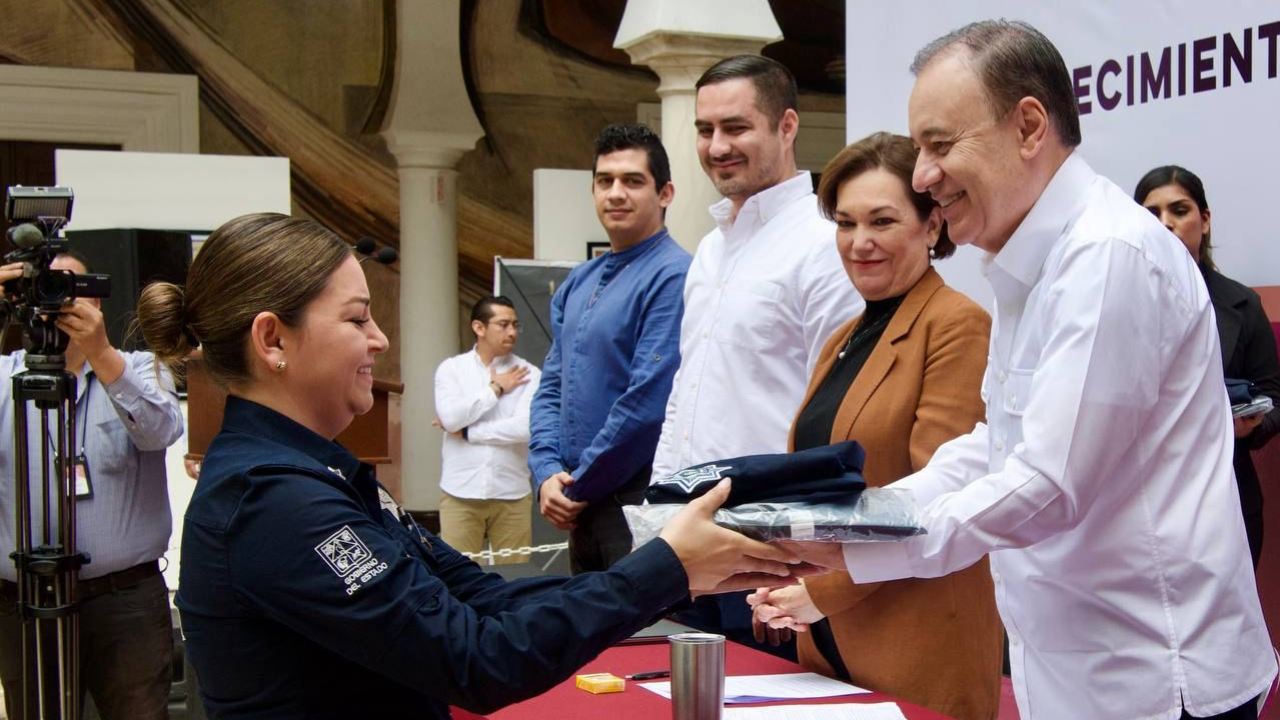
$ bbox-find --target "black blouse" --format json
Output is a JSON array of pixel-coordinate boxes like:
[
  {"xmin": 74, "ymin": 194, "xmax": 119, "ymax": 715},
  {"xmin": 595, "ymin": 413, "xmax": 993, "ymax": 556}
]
[{"xmin": 793, "ymin": 295, "xmax": 906, "ymax": 452}]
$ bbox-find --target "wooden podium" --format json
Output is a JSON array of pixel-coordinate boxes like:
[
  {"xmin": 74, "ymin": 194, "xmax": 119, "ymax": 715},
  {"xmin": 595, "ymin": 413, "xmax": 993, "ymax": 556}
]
[{"xmin": 184, "ymin": 354, "xmax": 402, "ymax": 465}]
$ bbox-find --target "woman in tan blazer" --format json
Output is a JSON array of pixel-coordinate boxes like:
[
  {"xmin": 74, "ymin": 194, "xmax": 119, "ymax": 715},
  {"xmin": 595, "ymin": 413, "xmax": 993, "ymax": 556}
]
[{"xmin": 750, "ymin": 132, "xmax": 1002, "ymax": 720}]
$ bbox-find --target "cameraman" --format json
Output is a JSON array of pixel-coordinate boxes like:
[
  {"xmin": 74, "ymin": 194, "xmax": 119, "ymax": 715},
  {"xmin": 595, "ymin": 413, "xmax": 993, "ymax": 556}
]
[{"xmin": 0, "ymin": 253, "xmax": 183, "ymax": 719}]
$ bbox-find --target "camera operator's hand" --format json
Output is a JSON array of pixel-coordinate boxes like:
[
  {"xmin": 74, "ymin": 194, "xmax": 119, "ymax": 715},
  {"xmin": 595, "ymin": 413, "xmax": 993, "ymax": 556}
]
[
  {"xmin": 0, "ymin": 262, "xmax": 22, "ymax": 292},
  {"xmin": 56, "ymin": 299, "xmax": 124, "ymax": 384}
]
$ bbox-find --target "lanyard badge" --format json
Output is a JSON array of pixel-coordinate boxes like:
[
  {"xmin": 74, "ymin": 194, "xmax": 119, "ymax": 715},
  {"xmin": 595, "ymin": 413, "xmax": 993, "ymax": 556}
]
[
  {"xmin": 55, "ymin": 453, "xmax": 94, "ymax": 499},
  {"xmin": 45, "ymin": 380, "xmax": 95, "ymax": 500}
]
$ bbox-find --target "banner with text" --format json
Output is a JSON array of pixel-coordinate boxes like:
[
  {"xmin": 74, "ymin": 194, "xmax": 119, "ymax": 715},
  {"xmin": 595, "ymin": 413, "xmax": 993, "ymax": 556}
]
[{"xmin": 845, "ymin": 1, "xmax": 1280, "ymax": 304}]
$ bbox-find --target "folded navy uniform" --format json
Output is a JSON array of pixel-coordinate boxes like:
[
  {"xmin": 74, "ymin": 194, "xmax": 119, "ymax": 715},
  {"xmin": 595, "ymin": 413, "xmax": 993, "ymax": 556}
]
[
  {"xmin": 1227, "ymin": 378, "xmax": 1256, "ymax": 405},
  {"xmin": 1228, "ymin": 377, "xmax": 1275, "ymax": 419},
  {"xmin": 645, "ymin": 441, "xmax": 868, "ymax": 506},
  {"xmin": 628, "ymin": 441, "xmax": 923, "ymax": 546}
]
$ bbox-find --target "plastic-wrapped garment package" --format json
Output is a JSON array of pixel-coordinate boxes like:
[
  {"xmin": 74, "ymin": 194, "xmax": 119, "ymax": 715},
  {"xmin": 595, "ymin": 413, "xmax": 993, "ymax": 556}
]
[{"xmin": 624, "ymin": 487, "xmax": 924, "ymax": 549}]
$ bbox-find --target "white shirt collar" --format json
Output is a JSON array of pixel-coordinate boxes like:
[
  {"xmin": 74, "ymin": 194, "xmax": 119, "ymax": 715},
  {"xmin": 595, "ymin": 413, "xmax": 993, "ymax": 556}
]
[
  {"xmin": 708, "ymin": 171, "xmax": 814, "ymax": 234},
  {"xmin": 468, "ymin": 345, "xmax": 509, "ymax": 370},
  {"xmin": 992, "ymin": 153, "xmax": 1095, "ymax": 290}
]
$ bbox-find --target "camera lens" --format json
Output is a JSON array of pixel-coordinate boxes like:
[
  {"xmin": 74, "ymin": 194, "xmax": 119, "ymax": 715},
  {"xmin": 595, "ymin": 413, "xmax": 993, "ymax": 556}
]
[{"xmin": 33, "ymin": 269, "xmax": 73, "ymax": 306}]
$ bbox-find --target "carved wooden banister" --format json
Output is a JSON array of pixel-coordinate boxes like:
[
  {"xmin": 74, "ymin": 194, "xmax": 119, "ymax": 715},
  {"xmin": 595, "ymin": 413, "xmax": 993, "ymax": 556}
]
[{"xmin": 104, "ymin": 0, "xmax": 401, "ymax": 249}]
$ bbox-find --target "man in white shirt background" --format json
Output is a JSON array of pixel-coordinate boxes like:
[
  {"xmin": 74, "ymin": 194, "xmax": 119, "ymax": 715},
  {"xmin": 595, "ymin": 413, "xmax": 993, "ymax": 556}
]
[
  {"xmin": 754, "ymin": 21, "xmax": 1276, "ymax": 720},
  {"xmin": 434, "ymin": 296, "xmax": 540, "ymax": 565},
  {"xmin": 652, "ymin": 54, "xmax": 863, "ymax": 654}
]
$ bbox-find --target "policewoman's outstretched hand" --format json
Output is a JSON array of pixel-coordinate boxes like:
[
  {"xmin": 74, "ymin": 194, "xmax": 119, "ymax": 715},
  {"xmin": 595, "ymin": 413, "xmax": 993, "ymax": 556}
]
[{"xmin": 659, "ymin": 478, "xmax": 815, "ymax": 596}]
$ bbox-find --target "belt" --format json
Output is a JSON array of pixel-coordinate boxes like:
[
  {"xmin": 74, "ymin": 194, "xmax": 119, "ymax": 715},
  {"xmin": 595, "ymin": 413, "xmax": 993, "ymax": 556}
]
[{"xmin": 0, "ymin": 560, "xmax": 160, "ymax": 602}]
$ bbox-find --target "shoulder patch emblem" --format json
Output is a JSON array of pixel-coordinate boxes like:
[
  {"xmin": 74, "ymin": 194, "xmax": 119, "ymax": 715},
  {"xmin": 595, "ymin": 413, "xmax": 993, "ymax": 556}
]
[
  {"xmin": 376, "ymin": 486, "xmax": 404, "ymax": 520},
  {"xmin": 315, "ymin": 525, "xmax": 373, "ymax": 578}
]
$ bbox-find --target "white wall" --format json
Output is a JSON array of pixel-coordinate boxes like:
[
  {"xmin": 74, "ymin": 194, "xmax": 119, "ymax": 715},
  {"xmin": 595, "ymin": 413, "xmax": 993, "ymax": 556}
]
[
  {"xmin": 532, "ymin": 168, "xmax": 607, "ymax": 261},
  {"xmin": 57, "ymin": 149, "xmax": 291, "ymax": 232}
]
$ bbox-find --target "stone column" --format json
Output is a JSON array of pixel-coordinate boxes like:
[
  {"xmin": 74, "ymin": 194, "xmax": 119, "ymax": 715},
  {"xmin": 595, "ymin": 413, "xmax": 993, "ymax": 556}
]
[
  {"xmin": 382, "ymin": 0, "xmax": 483, "ymax": 512},
  {"xmin": 615, "ymin": 0, "xmax": 781, "ymax": 251}
]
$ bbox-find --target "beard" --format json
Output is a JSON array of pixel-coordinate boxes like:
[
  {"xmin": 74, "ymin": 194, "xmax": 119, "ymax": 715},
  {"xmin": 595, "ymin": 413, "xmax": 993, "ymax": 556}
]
[{"xmin": 706, "ymin": 152, "xmax": 779, "ymax": 200}]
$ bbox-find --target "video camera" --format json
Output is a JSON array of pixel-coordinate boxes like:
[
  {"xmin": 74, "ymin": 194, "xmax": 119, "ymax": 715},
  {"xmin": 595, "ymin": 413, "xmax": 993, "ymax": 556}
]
[
  {"xmin": 2, "ymin": 186, "xmax": 111, "ymax": 357},
  {"xmin": 3, "ymin": 186, "xmax": 110, "ymax": 310}
]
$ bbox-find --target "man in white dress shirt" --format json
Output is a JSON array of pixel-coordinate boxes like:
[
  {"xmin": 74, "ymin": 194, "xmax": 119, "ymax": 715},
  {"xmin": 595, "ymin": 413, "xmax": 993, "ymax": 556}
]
[
  {"xmin": 434, "ymin": 296, "xmax": 540, "ymax": 564},
  {"xmin": 651, "ymin": 54, "xmax": 863, "ymax": 652},
  {"xmin": 754, "ymin": 21, "xmax": 1276, "ymax": 720}
]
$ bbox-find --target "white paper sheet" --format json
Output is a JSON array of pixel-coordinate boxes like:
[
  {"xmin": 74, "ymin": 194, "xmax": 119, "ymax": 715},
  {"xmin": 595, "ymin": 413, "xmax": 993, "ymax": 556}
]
[
  {"xmin": 723, "ymin": 702, "xmax": 908, "ymax": 719},
  {"xmin": 639, "ymin": 672, "xmax": 869, "ymax": 704}
]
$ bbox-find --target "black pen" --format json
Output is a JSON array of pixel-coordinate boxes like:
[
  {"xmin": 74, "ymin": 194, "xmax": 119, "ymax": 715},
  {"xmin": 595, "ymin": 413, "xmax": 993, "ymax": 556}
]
[{"xmin": 626, "ymin": 670, "xmax": 671, "ymax": 681}]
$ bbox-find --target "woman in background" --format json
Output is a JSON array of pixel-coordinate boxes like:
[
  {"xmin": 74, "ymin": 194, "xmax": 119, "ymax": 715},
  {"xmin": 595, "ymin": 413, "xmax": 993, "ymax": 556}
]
[
  {"xmin": 751, "ymin": 133, "xmax": 1002, "ymax": 720},
  {"xmin": 1136, "ymin": 166, "xmax": 1280, "ymax": 567}
]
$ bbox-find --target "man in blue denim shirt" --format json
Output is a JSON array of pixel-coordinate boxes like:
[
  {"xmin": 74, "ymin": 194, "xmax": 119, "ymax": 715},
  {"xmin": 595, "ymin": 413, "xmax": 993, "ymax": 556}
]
[{"xmin": 529, "ymin": 124, "xmax": 691, "ymax": 573}]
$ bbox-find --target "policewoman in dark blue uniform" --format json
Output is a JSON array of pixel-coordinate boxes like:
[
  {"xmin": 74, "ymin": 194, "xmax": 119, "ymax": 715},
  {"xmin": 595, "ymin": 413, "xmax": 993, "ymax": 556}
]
[{"xmin": 136, "ymin": 212, "xmax": 800, "ymax": 720}]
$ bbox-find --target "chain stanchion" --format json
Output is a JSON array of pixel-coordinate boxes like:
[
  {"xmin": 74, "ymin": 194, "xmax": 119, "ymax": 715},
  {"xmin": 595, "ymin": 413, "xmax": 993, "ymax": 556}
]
[{"xmin": 460, "ymin": 542, "xmax": 569, "ymax": 563}]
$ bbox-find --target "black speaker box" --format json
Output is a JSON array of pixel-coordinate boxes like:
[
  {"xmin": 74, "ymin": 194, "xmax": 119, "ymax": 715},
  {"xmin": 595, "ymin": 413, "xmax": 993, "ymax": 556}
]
[{"xmin": 64, "ymin": 228, "xmax": 193, "ymax": 351}]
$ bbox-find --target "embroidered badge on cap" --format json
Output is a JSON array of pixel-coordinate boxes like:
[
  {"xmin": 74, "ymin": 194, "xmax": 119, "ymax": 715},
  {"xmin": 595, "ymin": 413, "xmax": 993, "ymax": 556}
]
[{"xmin": 653, "ymin": 464, "xmax": 732, "ymax": 494}]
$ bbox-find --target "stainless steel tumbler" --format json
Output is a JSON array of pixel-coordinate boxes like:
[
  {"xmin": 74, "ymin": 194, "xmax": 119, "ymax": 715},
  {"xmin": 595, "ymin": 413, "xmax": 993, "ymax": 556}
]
[{"xmin": 668, "ymin": 632, "xmax": 725, "ymax": 719}]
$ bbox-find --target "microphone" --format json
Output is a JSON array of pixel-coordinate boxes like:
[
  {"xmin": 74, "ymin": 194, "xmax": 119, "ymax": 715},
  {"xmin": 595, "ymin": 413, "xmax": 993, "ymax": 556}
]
[
  {"xmin": 353, "ymin": 236, "xmax": 397, "ymax": 266},
  {"xmin": 6, "ymin": 223, "xmax": 43, "ymax": 249}
]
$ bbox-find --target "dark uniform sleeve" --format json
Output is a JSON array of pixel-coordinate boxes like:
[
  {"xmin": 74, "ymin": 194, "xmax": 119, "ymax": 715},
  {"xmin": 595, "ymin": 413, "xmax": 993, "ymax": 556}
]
[
  {"xmin": 227, "ymin": 469, "xmax": 688, "ymax": 714},
  {"xmin": 421, "ymin": 534, "xmax": 647, "ymax": 617}
]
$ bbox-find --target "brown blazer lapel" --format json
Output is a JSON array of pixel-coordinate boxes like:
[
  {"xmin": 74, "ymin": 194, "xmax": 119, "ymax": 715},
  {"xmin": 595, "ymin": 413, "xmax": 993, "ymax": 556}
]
[{"xmin": 831, "ymin": 268, "xmax": 945, "ymax": 444}]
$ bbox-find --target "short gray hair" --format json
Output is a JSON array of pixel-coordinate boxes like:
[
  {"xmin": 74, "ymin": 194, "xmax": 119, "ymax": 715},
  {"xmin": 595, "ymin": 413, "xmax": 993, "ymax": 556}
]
[{"xmin": 911, "ymin": 20, "xmax": 1081, "ymax": 147}]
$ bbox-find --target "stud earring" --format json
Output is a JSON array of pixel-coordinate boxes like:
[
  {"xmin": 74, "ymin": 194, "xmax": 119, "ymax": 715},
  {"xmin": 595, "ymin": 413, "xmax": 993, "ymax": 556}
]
[{"xmin": 275, "ymin": 360, "xmax": 288, "ymax": 371}]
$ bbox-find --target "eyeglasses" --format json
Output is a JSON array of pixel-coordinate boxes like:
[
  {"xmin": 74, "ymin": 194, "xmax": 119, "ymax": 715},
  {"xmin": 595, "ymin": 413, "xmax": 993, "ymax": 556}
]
[{"xmin": 487, "ymin": 319, "xmax": 521, "ymax": 331}]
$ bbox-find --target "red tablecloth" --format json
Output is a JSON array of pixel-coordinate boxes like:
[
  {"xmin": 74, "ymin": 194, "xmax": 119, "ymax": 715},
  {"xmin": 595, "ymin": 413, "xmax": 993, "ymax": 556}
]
[{"xmin": 455, "ymin": 639, "xmax": 953, "ymax": 719}]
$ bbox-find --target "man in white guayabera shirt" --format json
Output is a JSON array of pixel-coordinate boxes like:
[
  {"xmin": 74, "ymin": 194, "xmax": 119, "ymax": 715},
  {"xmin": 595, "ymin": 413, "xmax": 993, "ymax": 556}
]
[
  {"xmin": 651, "ymin": 54, "xmax": 863, "ymax": 652},
  {"xmin": 755, "ymin": 20, "xmax": 1276, "ymax": 720},
  {"xmin": 434, "ymin": 296, "xmax": 540, "ymax": 565}
]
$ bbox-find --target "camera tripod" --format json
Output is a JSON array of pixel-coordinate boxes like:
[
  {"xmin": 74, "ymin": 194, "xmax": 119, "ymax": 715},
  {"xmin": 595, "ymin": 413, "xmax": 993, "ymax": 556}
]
[{"xmin": 7, "ymin": 310, "xmax": 87, "ymax": 720}]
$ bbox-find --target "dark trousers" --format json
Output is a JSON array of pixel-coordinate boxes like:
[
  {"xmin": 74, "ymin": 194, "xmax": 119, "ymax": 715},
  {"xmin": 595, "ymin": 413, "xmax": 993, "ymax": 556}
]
[
  {"xmin": 569, "ymin": 502, "xmax": 635, "ymax": 574},
  {"xmin": 1180, "ymin": 696, "xmax": 1259, "ymax": 719},
  {"xmin": 1244, "ymin": 510, "xmax": 1263, "ymax": 569},
  {"xmin": 0, "ymin": 570, "xmax": 173, "ymax": 720},
  {"xmin": 568, "ymin": 467, "xmax": 651, "ymax": 575}
]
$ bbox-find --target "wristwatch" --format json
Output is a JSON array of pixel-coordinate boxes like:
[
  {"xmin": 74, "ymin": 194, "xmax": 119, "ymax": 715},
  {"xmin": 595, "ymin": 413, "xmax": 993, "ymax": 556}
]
[{"xmin": 490, "ymin": 380, "xmax": 504, "ymax": 397}]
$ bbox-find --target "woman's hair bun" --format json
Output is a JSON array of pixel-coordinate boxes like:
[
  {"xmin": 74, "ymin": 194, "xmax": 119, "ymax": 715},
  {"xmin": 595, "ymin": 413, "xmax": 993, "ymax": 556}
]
[{"xmin": 134, "ymin": 280, "xmax": 193, "ymax": 374}]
